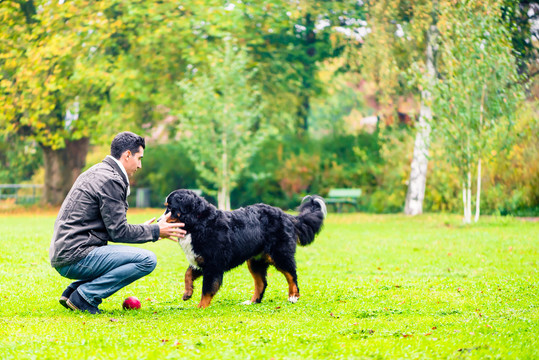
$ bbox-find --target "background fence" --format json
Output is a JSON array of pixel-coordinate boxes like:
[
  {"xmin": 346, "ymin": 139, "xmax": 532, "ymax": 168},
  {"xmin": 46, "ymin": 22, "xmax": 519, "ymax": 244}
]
[{"xmin": 0, "ymin": 184, "xmax": 43, "ymax": 205}]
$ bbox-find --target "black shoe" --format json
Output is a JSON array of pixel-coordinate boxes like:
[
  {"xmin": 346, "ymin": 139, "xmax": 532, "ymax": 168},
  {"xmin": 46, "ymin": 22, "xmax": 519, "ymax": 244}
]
[
  {"xmin": 66, "ymin": 290, "xmax": 101, "ymax": 314},
  {"xmin": 59, "ymin": 286, "xmax": 76, "ymax": 310}
]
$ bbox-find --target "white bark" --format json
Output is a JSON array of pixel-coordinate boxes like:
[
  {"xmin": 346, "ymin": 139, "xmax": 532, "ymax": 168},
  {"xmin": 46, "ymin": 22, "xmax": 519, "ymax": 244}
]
[
  {"xmin": 474, "ymin": 84, "xmax": 486, "ymax": 223},
  {"xmin": 474, "ymin": 158, "xmax": 481, "ymax": 222},
  {"xmin": 404, "ymin": 24, "xmax": 436, "ymax": 215},
  {"xmin": 404, "ymin": 97, "xmax": 432, "ymax": 215},
  {"xmin": 463, "ymin": 171, "xmax": 472, "ymax": 224},
  {"xmin": 217, "ymin": 186, "xmax": 230, "ymax": 211},
  {"xmin": 467, "ymin": 172, "xmax": 472, "ymax": 222},
  {"xmin": 462, "ymin": 184, "xmax": 467, "ymax": 222}
]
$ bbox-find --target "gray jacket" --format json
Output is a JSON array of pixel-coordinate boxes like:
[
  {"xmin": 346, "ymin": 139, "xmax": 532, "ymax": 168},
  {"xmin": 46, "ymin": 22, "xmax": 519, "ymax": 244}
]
[{"xmin": 49, "ymin": 157, "xmax": 160, "ymax": 268}]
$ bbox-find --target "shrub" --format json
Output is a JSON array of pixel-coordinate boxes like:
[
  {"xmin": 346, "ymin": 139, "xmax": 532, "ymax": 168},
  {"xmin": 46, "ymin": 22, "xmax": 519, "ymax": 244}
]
[{"xmin": 130, "ymin": 142, "xmax": 200, "ymax": 207}]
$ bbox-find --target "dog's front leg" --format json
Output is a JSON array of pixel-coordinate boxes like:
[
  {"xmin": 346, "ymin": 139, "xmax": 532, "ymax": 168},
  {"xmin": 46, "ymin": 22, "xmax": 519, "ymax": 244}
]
[
  {"xmin": 183, "ymin": 266, "xmax": 203, "ymax": 301},
  {"xmin": 198, "ymin": 270, "xmax": 223, "ymax": 308}
]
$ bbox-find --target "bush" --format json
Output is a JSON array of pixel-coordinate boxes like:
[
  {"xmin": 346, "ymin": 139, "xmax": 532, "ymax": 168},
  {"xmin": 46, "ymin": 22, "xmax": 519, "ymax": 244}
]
[
  {"xmin": 233, "ymin": 131, "xmax": 385, "ymax": 210},
  {"xmin": 130, "ymin": 142, "xmax": 200, "ymax": 207},
  {"xmin": 0, "ymin": 135, "xmax": 42, "ymax": 184},
  {"xmin": 422, "ymin": 102, "xmax": 539, "ymax": 216},
  {"xmin": 480, "ymin": 103, "xmax": 539, "ymax": 215}
]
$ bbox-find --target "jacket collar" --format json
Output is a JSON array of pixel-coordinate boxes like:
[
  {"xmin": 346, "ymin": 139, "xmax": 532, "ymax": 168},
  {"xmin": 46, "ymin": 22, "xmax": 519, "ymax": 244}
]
[{"xmin": 103, "ymin": 156, "xmax": 130, "ymax": 188}]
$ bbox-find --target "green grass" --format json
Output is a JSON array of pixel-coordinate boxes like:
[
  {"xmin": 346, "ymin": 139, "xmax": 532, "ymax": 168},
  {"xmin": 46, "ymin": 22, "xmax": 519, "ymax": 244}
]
[{"xmin": 0, "ymin": 211, "xmax": 538, "ymax": 359}]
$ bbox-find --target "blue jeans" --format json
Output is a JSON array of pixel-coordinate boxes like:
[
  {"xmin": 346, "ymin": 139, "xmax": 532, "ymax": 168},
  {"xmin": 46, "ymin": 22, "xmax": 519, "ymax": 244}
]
[{"xmin": 56, "ymin": 245, "xmax": 157, "ymax": 308}]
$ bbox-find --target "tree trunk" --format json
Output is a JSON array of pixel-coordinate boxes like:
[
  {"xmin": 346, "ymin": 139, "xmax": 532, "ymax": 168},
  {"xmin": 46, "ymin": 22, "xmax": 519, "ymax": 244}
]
[
  {"xmin": 404, "ymin": 97, "xmax": 432, "ymax": 215},
  {"xmin": 41, "ymin": 137, "xmax": 89, "ymax": 206},
  {"xmin": 218, "ymin": 135, "xmax": 231, "ymax": 211},
  {"xmin": 462, "ymin": 182, "xmax": 467, "ymax": 223},
  {"xmin": 217, "ymin": 186, "xmax": 230, "ymax": 211},
  {"xmin": 295, "ymin": 92, "xmax": 310, "ymax": 136},
  {"xmin": 463, "ymin": 171, "xmax": 472, "ymax": 224},
  {"xmin": 474, "ymin": 84, "xmax": 486, "ymax": 223},
  {"xmin": 474, "ymin": 158, "xmax": 481, "ymax": 222},
  {"xmin": 404, "ymin": 24, "xmax": 436, "ymax": 215}
]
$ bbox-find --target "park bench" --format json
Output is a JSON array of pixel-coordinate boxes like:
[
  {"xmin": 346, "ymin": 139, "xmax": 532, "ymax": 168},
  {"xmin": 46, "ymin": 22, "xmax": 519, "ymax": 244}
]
[{"xmin": 325, "ymin": 188, "xmax": 362, "ymax": 213}]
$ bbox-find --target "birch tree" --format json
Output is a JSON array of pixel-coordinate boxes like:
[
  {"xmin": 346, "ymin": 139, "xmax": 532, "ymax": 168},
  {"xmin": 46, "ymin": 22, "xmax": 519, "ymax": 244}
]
[
  {"xmin": 404, "ymin": 6, "xmax": 438, "ymax": 215},
  {"xmin": 177, "ymin": 43, "xmax": 275, "ymax": 210},
  {"xmin": 432, "ymin": 0, "xmax": 521, "ymax": 223},
  {"xmin": 357, "ymin": 0, "xmax": 440, "ymax": 215}
]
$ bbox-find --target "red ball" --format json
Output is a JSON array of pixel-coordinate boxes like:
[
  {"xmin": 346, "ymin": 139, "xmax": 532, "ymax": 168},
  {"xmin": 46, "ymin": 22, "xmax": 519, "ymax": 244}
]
[{"xmin": 122, "ymin": 296, "xmax": 141, "ymax": 310}]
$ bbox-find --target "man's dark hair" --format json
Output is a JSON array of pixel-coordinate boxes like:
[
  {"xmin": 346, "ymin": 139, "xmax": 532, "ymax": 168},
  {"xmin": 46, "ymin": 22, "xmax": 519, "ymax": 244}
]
[{"xmin": 110, "ymin": 131, "xmax": 146, "ymax": 159}]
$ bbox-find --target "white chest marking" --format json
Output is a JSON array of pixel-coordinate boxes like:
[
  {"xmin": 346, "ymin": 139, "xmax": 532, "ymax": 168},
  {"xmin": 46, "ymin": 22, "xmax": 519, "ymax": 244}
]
[{"xmin": 178, "ymin": 234, "xmax": 201, "ymax": 270}]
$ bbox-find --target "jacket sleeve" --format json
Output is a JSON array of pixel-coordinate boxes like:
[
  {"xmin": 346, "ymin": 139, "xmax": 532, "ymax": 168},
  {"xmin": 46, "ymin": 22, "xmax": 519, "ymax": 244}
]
[{"xmin": 98, "ymin": 178, "xmax": 160, "ymax": 243}]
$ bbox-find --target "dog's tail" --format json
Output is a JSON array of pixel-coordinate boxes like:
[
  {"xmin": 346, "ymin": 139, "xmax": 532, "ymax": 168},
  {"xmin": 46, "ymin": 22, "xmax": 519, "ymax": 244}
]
[{"xmin": 293, "ymin": 195, "xmax": 327, "ymax": 246}]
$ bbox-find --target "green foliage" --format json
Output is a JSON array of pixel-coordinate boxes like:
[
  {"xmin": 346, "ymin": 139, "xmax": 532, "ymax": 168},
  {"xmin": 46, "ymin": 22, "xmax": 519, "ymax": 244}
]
[
  {"xmin": 433, "ymin": 0, "xmax": 523, "ymax": 180},
  {"xmin": 0, "ymin": 135, "xmax": 42, "ymax": 183},
  {"xmin": 128, "ymin": 116, "xmax": 537, "ymax": 215},
  {"xmin": 0, "ymin": 1, "xmax": 117, "ymax": 149},
  {"xmin": 232, "ymin": 132, "xmax": 385, "ymax": 210},
  {"xmin": 177, "ymin": 43, "xmax": 275, "ymax": 207},
  {"xmin": 368, "ymin": 127, "xmax": 414, "ymax": 213},
  {"xmin": 501, "ymin": 0, "xmax": 539, "ymax": 76},
  {"xmin": 308, "ymin": 70, "xmax": 367, "ymax": 136},
  {"xmin": 423, "ymin": 158, "xmax": 462, "ymax": 213},
  {"xmin": 2, "ymin": 212, "xmax": 539, "ymax": 359},
  {"xmin": 1, "ymin": 0, "xmax": 536, "ymax": 216},
  {"xmin": 130, "ymin": 143, "xmax": 200, "ymax": 208},
  {"xmin": 244, "ymin": 1, "xmax": 366, "ymax": 131},
  {"xmin": 480, "ymin": 103, "xmax": 539, "ymax": 216}
]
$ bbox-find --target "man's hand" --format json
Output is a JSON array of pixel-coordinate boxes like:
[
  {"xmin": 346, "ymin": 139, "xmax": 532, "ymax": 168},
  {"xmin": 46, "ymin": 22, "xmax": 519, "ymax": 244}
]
[{"xmin": 156, "ymin": 213, "xmax": 186, "ymax": 242}]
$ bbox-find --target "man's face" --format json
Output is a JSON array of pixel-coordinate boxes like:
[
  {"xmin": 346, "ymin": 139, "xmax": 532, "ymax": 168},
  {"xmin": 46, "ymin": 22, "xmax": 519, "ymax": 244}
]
[{"xmin": 122, "ymin": 146, "xmax": 144, "ymax": 177}]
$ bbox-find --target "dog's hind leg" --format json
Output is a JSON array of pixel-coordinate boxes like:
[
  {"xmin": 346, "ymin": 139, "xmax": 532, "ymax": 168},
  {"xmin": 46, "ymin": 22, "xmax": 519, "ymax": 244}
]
[
  {"xmin": 198, "ymin": 270, "xmax": 223, "ymax": 308},
  {"xmin": 244, "ymin": 258, "xmax": 269, "ymax": 305},
  {"xmin": 272, "ymin": 255, "xmax": 300, "ymax": 303},
  {"xmin": 183, "ymin": 266, "xmax": 203, "ymax": 301}
]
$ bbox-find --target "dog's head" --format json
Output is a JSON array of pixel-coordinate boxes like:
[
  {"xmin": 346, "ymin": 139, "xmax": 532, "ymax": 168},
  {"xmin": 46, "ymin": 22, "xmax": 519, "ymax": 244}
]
[{"xmin": 162, "ymin": 189, "xmax": 211, "ymax": 225}]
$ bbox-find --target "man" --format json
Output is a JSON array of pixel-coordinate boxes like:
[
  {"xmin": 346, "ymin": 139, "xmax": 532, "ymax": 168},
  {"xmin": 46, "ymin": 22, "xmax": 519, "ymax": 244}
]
[{"xmin": 49, "ymin": 131, "xmax": 185, "ymax": 314}]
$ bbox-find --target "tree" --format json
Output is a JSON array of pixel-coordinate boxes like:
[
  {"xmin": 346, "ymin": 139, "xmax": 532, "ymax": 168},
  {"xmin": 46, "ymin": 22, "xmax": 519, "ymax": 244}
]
[
  {"xmin": 177, "ymin": 43, "xmax": 274, "ymax": 210},
  {"xmin": 0, "ymin": 0, "xmax": 117, "ymax": 205},
  {"xmin": 404, "ymin": 1, "xmax": 438, "ymax": 215},
  {"xmin": 432, "ymin": 0, "xmax": 522, "ymax": 223},
  {"xmin": 244, "ymin": 1, "xmax": 366, "ymax": 135},
  {"xmin": 355, "ymin": 0, "xmax": 437, "ymax": 215}
]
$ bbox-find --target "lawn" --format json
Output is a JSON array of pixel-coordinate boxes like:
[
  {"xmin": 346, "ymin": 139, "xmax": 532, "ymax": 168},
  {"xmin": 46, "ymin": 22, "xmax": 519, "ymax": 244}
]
[{"xmin": 0, "ymin": 210, "xmax": 538, "ymax": 359}]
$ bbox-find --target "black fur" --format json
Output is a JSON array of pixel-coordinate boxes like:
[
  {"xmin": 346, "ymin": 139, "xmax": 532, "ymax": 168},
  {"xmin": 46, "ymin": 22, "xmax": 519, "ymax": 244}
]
[{"xmin": 164, "ymin": 189, "xmax": 325, "ymax": 308}]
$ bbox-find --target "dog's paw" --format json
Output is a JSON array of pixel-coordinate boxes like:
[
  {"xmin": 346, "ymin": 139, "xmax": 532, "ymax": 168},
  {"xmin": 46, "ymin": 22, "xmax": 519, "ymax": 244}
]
[
  {"xmin": 242, "ymin": 300, "xmax": 253, "ymax": 305},
  {"xmin": 182, "ymin": 294, "xmax": 192, "ymax": 301},
  {"xmin": 288, "ymin": 296, "xmax": 299, "ymax": 303}
]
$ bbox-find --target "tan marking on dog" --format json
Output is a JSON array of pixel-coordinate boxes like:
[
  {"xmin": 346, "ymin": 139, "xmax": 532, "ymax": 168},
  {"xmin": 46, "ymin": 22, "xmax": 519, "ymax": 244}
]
[
  {"xmin": 183, "ymin": 267, "xmax": 200, "ymax": 301},
  {"xmin": 198, "ymin": 293, "xmax": 213, "ymax": 308},
  {"xmin": 247, "ymin": 259, "xmax": 266, "ymax": 304},
  {"xmin": 263, "ymin": 254, "xmax": 275, "ymax": 265},
  {"xmin": 277, "ymin": 268, "xmax": 300, "ymax": 302},
  {"xmin": 198, "ymin": 279, "xmax": 221, "ymax": 308}
]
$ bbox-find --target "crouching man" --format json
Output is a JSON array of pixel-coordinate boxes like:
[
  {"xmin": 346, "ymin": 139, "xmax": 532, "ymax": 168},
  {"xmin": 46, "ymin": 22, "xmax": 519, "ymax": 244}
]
[{"xmin": 49, "ymin": 131, "xmax": 185, "ymax": 314}]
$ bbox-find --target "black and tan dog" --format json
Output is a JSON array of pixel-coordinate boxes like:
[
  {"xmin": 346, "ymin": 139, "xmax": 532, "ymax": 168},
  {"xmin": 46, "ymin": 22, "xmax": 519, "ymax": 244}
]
[{"xmin": 162, "ymin": 189, "xmax": 326, "ymax": 308}]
